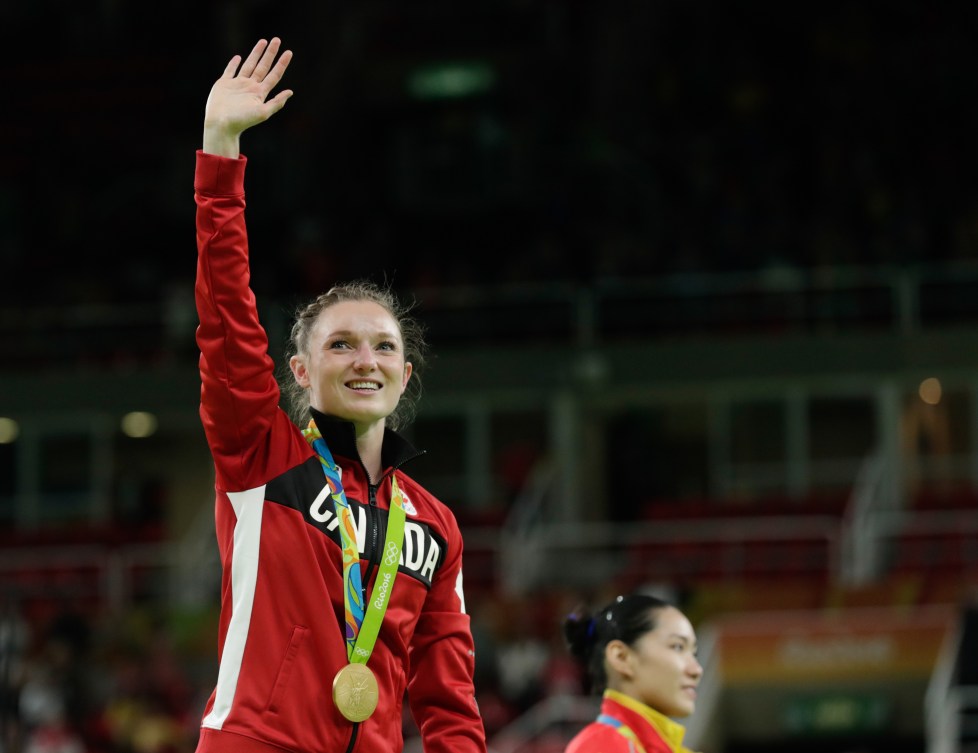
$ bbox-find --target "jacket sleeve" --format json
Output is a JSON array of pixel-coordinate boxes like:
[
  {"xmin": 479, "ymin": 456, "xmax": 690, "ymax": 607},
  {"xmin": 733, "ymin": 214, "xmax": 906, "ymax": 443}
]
[
  {"xmin": 407, "ymin": 513, "xmax": 487, "ymax": 753},
  {"xmin": 194, "ymin": 150, "xmax": 299, "ymax": 492}
]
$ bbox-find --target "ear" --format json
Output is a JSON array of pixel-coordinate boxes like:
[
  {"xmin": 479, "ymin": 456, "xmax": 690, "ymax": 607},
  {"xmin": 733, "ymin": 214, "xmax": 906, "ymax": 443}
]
[
  {"xmin": 604, "ymin": 640, "xmax": 635, "ymax": 681},
  {"xmin": 401, "ymin": 361, "xmax": 413, "ymax": 392},
  {"xmin": 290, "ymin": 354, "xmax": 311, "ymax": 388}
]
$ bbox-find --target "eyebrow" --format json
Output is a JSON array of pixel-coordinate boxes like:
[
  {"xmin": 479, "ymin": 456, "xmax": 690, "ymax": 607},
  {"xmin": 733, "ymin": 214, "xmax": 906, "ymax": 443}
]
[
  {"xmin": 325, "ymin": 329, "xmax": 400, "ymax": 340},
  {"xmin": 667, "ymin": 634, "xmax": 697, "ymax": 648}
]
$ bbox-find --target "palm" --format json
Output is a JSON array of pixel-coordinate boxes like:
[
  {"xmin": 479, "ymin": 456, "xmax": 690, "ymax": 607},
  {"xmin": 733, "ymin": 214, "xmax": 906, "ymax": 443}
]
[
  {"xmin": 203, "ymin": 38, "xmax": 293, "ymax": 143},
  {"xmin": 206, "ymin": 77, "xmax": 280, "ymax": 133}
]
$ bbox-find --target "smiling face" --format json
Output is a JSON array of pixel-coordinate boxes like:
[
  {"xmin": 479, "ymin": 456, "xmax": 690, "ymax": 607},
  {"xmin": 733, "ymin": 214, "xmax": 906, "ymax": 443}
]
[
  {"xmin": 289, "ymin": 300, "xmax": 412, "ymax": 433},
  {"xmin": 606, "ymin": 606, "xmax": 702, "ymax": 718}
]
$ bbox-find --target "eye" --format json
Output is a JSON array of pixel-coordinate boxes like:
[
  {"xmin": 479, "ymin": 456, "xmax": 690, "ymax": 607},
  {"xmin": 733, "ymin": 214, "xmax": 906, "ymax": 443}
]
[
  {"xmin": 328, "ymin": 339, "xmax": 351, "ymax": 350},
  {"xmin": 377, "ymin": 341, "xmax": 397, "ymax": 352}
]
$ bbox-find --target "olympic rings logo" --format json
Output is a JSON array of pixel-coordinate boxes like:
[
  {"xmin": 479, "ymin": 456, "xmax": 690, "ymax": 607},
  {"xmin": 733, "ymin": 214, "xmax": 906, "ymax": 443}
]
[{"xmin": 384, "ymin": 542, "xmax": 399, "ymax": 567}]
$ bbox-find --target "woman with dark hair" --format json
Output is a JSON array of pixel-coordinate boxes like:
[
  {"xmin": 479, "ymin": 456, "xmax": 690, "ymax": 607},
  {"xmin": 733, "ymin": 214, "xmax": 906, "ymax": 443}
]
[
  {"xmin": 562, "ymin": 594, "xmax": 703, "ymax": 753},
  {"xmin": 193, "ymin": 37, "xmax": 486, "ymax": 753}
]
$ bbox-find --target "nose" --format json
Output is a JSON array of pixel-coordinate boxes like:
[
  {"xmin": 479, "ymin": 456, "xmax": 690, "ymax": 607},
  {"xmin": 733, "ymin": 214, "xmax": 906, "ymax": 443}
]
[
  {"xmin": 353, "ymin": 343, "xmax": 377, "ymax": 372},
  {"xmin": 688, "ymin": 655, "xmax": 704, "ymax": 679}
]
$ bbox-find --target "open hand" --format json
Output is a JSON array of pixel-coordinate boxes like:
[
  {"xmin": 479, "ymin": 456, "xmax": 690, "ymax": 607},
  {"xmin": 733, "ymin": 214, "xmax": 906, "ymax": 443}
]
[{"xmin": 202, "ymin": 37, "xmax": 293, "ymax": 157}]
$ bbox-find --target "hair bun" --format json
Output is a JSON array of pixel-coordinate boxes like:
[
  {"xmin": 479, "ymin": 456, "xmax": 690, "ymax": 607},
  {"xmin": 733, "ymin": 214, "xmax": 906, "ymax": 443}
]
[{"xmin": 562, "ymin": 607, "xmax": 596, "ymax": 662}]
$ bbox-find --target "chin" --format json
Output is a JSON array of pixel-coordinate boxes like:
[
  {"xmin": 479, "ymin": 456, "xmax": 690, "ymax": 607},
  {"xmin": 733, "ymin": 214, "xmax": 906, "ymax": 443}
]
[
  {"xmin": 665, "ymin": 701, "xmax": 694, "ymax": 719},
  {"xmin": 333, "ymin": 404, "xmax": 386, "ymax": 424}
]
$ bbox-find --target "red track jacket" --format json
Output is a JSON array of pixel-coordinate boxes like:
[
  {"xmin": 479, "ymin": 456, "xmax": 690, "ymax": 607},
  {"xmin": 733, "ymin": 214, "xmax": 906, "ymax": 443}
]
[
  {"xmin": 565, "ymin": 690, "xmax": 695, "ymax": 753},
  {"xmin": 193, "ymin": 150, "xmax": 486, "ymax": 753}
]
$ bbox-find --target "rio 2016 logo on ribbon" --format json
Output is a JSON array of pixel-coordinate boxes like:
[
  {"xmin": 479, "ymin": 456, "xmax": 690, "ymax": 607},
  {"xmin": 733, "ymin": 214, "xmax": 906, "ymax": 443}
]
[{"xmin": 384, "ymin": 541, "xmax": 399, "ymax": 567}]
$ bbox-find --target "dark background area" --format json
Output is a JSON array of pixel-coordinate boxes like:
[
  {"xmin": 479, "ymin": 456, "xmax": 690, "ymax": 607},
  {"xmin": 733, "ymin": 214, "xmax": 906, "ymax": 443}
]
[{"xmin": 6, "ymin": 1, "xmax": 978, "ymax": 318}]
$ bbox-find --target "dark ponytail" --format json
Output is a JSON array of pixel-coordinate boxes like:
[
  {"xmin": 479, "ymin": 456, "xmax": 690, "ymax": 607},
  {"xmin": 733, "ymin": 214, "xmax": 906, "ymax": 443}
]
[{"xmin": 562, "ymin": 593, "xmax": 670, "ymax": 693}]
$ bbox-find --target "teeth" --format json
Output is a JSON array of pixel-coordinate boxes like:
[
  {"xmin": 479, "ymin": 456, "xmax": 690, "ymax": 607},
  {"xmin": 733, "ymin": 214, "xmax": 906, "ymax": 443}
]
[{"xmin": 348, "ymin": 381, "xmax": 379, "ymax": 390}]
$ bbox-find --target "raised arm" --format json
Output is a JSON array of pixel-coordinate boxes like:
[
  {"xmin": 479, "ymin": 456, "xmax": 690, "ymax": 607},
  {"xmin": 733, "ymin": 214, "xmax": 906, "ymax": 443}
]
[
  {"xmin": 202, "ymin": 37, "xmax": 294, "ymax": 158},
  {"xmin": 195, "ymin": 38, "xmax": 303, "ymax": 492}
]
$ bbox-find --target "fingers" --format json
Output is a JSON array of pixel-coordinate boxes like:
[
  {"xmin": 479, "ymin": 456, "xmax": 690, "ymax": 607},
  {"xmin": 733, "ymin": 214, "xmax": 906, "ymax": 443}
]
[
  {"xmin": 265, "ymin": 89, "xmax": 295, "ymax": 117},
  {"xmin": 252, "ymin": 37, "xmax": 284, "ymax": 83},
  {"xmin": 226, "ymin": 37, "xmax": 292, "ymax": 88},
  {"xmin": 261, "ymin": 48, "xmax": 293, "ymax": 91},
  {"xmin": 221, "ymin": 54, "xmax": 242, "ymax": 79},
  {"xmin": 237, "ymin": 38, "xmax": 269, "ymax": 79}
]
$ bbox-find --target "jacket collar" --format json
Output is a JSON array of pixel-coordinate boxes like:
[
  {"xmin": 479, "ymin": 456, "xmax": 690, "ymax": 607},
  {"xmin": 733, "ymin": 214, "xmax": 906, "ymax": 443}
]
[
  {"xmin": 603, "ymin": 689, "xmax": 688, "ymax": 753},
  {"xmin": 308, "ymin": 408, "xmax": 424, "ymax": 475}
]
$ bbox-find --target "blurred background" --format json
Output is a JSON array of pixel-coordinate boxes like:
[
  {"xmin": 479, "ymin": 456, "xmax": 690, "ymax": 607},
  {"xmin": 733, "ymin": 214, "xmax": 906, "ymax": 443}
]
[{"xmin": 3, "ymin": 1, "xmax": 978, "ymax": 752}]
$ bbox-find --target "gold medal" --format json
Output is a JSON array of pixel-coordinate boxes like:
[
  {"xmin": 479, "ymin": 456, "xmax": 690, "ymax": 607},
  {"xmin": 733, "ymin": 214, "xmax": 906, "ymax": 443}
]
[{"xmin": 332, "ymin": 663, "xmax": 379, "ymax": 722}]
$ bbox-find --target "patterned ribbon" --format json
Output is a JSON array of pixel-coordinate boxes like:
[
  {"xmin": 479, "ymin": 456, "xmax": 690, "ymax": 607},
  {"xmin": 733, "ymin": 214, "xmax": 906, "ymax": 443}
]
[{"xmin": 303, "ymin": 420, "xmax": 406, "ymax": 663}]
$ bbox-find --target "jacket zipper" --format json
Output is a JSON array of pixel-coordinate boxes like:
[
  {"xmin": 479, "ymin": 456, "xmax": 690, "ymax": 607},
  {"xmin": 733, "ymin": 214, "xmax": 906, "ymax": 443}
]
[
  {"xmin": 360, "ymin": 452, "xmax": 416, "ymax": 589},
  {"xmin": 362, "ymin": 483, "xmax": 380, "ymax": 588}
]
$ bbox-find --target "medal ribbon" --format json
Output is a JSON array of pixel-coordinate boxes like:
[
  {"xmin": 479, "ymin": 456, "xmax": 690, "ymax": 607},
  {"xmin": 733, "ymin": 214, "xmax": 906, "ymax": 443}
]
[{"xmin": 303, "ymin": 420, "xmax": 406, "ymax": 664}]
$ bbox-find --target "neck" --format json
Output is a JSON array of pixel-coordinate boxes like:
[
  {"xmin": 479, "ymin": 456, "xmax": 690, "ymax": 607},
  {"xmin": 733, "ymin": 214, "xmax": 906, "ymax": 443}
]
[
  {"xmin": 354, "ymin": 421, "xmax": 386, "ymax": 483},
  {"xmin": 307, "ymin": 407, "xmax": 389, "ymax": 483}
]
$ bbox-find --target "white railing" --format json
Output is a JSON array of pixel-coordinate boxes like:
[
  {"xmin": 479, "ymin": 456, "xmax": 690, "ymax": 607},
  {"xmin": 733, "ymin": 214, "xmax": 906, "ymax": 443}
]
[
  {"xmin": 841, "ymin": 450, "xmax": 889, "ymax": 585},
  {"xmin": 926, "ymin": 618, "xmax": 964, "ymax": 753},
  {"xmin": 0, "ymin": 507, "xmax": 222, "ymax": 614},
  {"xmin": 1, "ymin": 506, "xmax": 973, "ymax": 614},
  {"xmin": 494, "ymin": 513, "xmax": 842, "ymax": 597},
  {"xmin": 486, "ymin": 694, "xmax": 600, "ymax": 753}
]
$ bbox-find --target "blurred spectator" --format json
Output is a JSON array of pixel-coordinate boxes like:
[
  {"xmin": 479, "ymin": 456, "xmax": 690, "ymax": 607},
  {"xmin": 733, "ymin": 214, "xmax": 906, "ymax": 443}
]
[
  {"xmin": 16, "ymin": 612, "xmax": 91, "ymax": 753},
  {"xmin": 1, "ymin": 597, "xmax": 31, "ymax": 751},
  {"xmin": 94, "ymin": 614, "xmax": 196, "ymax": 753}
]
